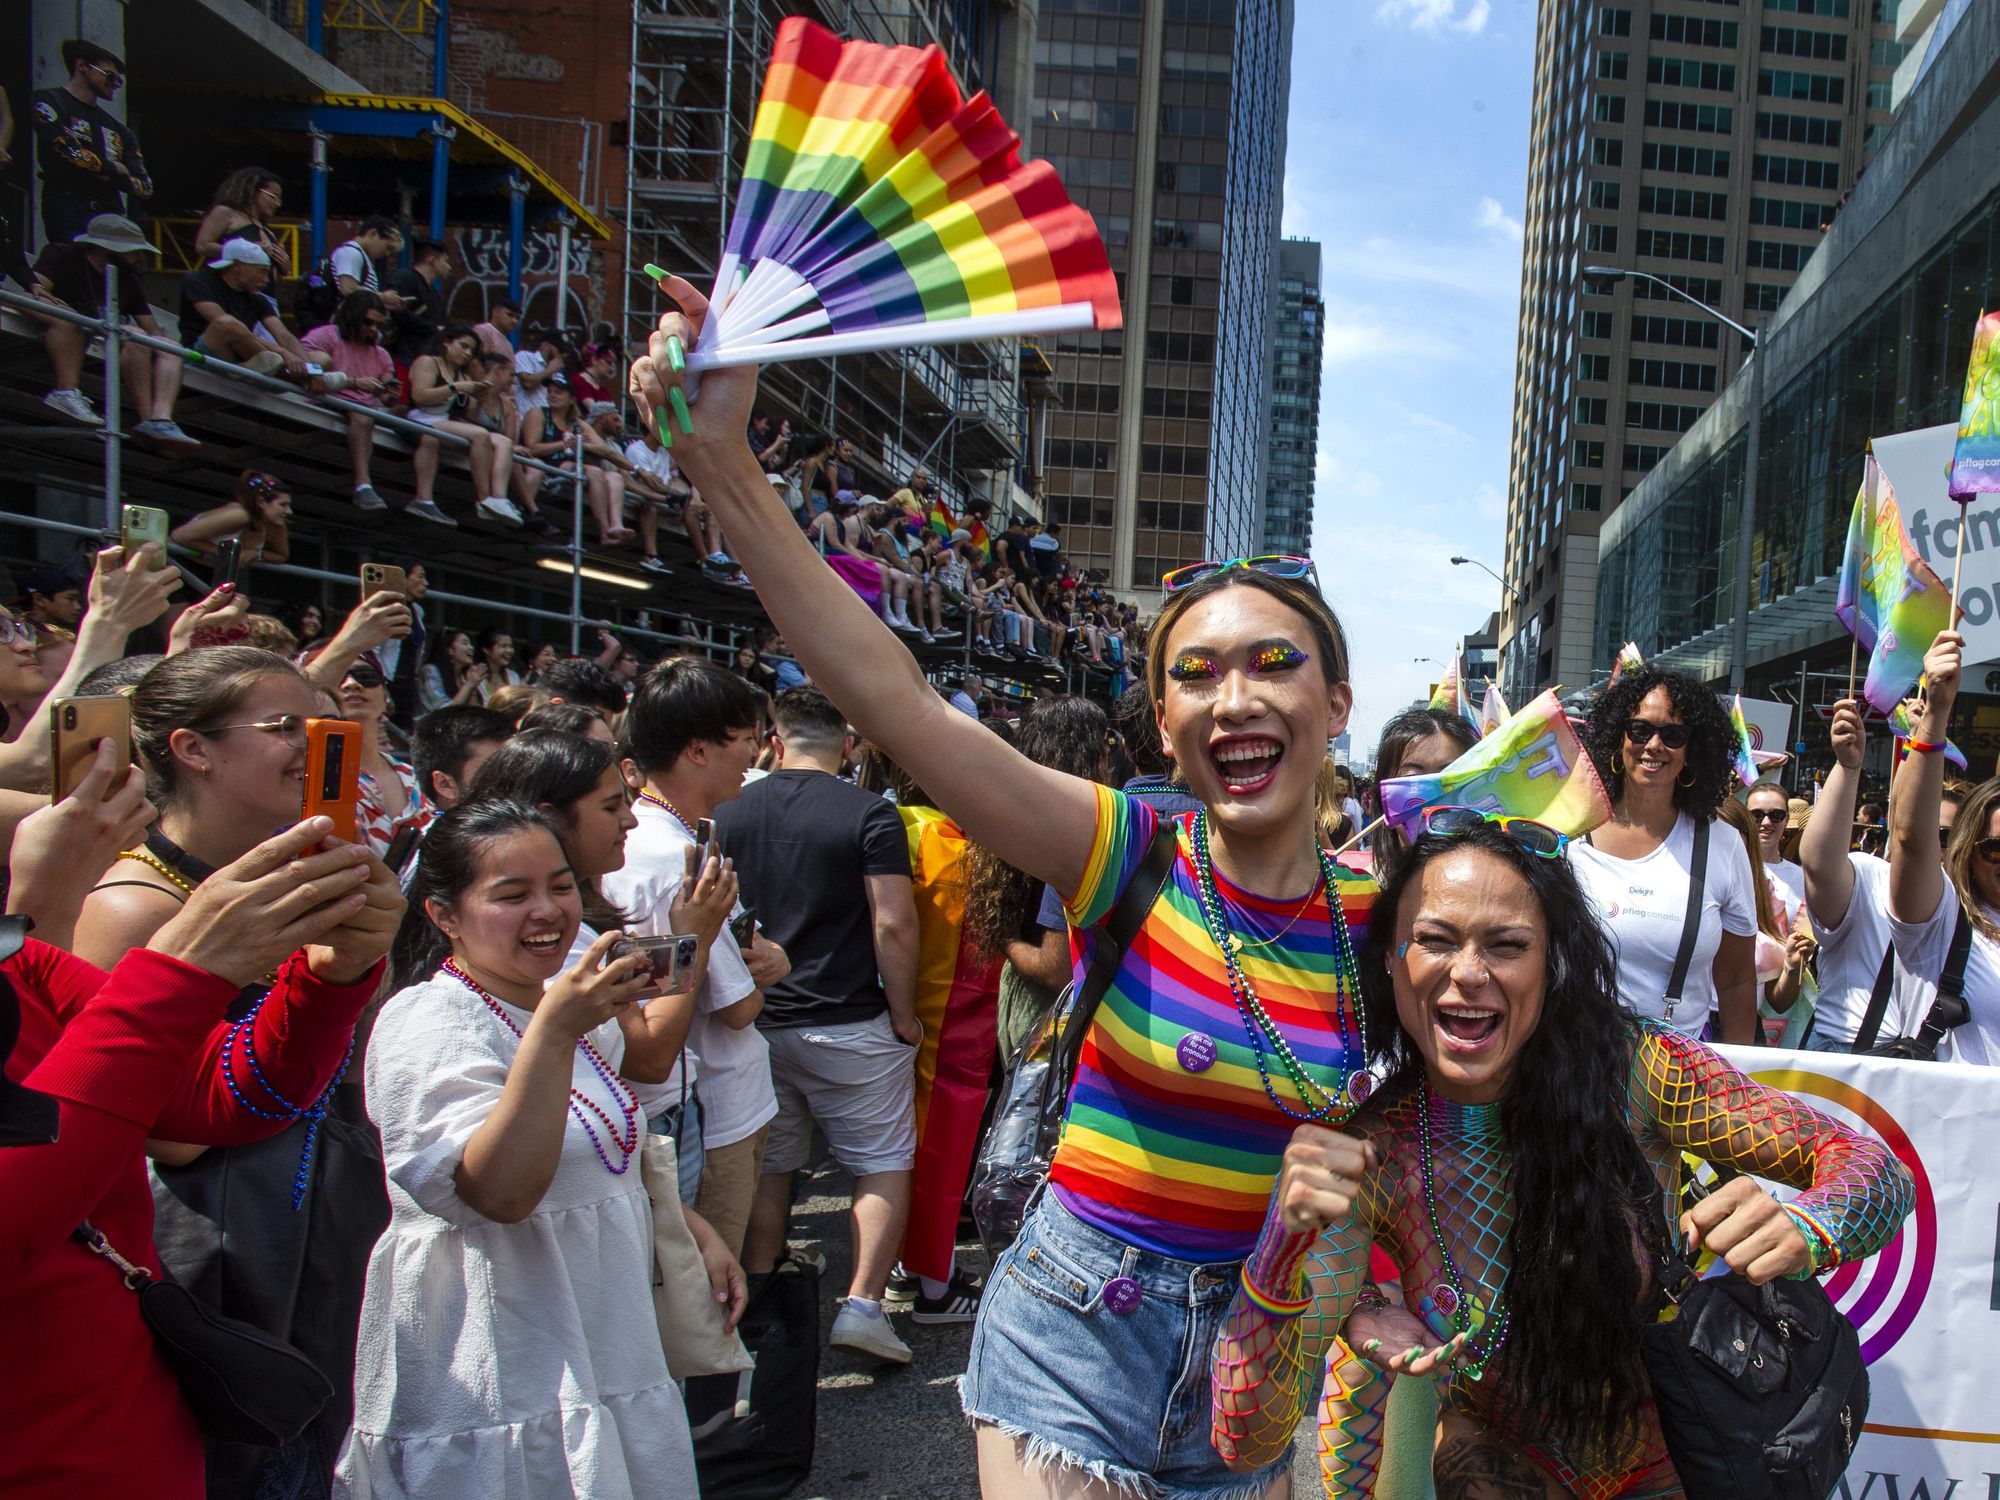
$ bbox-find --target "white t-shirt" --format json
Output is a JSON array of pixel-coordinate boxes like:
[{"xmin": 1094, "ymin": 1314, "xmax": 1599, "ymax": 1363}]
[
  {"xmin": 624, "ymin": 437, "xmax": 674, "ymax": 488},
  {"xmin": 1811, "ymin": 853, "xmax": 1945, "ymax": 1047},
  {"xmin": 1887, "ymin": 887, "xmax": 1999, "ymax": 1065},
  {"xmin": 1765, "ymin": 857, "xmax": 1805, "ymax": 931},
  {"xmin": 601, "ymin": 799, "xmax": 776, "ymax": 1147},
  {"xmin": 329, "ymin": 238, "xmax": 378, "ymax": 292},
  {"xmin": 515, "ymin": 349, "xmax": 549, "ymax": 412},
  {"xmin": 1570, "ymin": 812, "xmax": 1759, "ymax": 1033}
]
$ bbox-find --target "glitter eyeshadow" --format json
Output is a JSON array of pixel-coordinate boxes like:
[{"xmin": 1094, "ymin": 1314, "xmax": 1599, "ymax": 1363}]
[
  {"xmin": 1250, "ymin": 644, "xmax": 1308, "ymax": 674},
  {"xmin": 1169, "ymin": 652, "xmax": 1218, "ymax": 680}
]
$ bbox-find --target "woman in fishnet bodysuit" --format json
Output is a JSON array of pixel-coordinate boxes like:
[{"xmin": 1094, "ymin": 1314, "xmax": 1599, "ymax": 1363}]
[{"xmin": 1213, "ymin": 820, "xmax": 1914, "ymax": 1499}]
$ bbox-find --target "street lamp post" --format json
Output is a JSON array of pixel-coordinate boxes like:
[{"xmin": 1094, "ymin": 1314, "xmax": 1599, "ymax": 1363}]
[
  {"xmin": 1451, "ymin": 556, "xmax": 1525, "ymax": 701},
  {"xmin": 1584, "ymin": 266, "xmax": 1764, "ymax": 693}
]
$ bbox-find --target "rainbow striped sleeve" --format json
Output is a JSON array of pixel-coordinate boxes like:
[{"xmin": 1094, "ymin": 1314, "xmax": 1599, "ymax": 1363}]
[{"xmin": 1063, "ymin": 785, "xmax": 1162, "ymax": 930}]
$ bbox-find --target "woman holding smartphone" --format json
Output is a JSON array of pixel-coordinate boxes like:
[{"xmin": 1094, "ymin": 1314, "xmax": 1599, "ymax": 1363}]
[
  {"xmin": 340, "ymin": 801, "xmax": 742, "ymax": 1499},
  {"xmin": 630, "ymin": 277, "xmax": 1368, "ymax": 1498},
  {"xmin": 406, "ymin": 324, "xmax": 523, "ymax": 528}
]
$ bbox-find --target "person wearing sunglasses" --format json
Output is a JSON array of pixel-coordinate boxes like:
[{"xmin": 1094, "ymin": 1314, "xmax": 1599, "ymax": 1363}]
[
  {"xmin": 30, "ymin": 39, "xmax": 153, "ymax": 246},
  {"xmin": 1365, "ymin": 706, "xmax": 1480, "ymax": 883},
  {"xmin": 1575, "ymin": 667, "xmax": 1761, "ymax": 1044},
  {"xmin": 1886, "ymin": 631, "xmax": 2000, "ymax": 1064},
  {"xmin": 1212, "ymin": 813, "xmax": 1913, "ymax": 1498},
  {"xmin": 336, "ymin": 655, "xmax": 435, "ymax": 862},
  {"xmin": 631, "ymin": 281, "xmax": 1364, "ymax": 1500}
]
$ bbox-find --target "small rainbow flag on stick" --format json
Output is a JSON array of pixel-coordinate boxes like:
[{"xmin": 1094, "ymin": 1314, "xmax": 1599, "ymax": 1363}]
[
  {"xmin": 1728, "ymin": 695, "xmax": 1761, "ymax": 788},
  {"xmin": 1835, "ymin": 456, "xmax": 1957, "ymax": 714},
  {"xmin": 1378, "ymin": 689, "xmax": 1613, "ymax": 839},
  {"xmin": 1949, "ymin": 310, "xmax": 2000, "ymax": 497},
  {"xmin": 1479, "ymin": 682, "xmax": 1511, "ymax": 738},
  {"xmin": 1429, "ymin": 646, "xmax": 1469, "ymax": 720},
  {"xmin": 686, "ymin": 18, "xmax": 1122, "ymax": 372}
]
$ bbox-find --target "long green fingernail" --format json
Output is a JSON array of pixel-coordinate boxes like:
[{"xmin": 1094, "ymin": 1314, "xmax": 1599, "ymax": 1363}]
[
  {"xmin": 1360, "ymin": 1339, "xmax": 1382, "ymax": 1355},
  {"xmin": 667, "ymin": 335, "xmax": 686, "ymax": 373},
  {"xmin": 1405, "ymin": 1346, "xmax": 1425, "ymax": 1362},
  {"xmin": 657, "ymin": 408, "xmax": 675, "ymax": 449},
  {"xmin": 670, "ymin": 385, "xmax": 694, "ymax": 436},
  {"xmin": 643, "ymin": 263, "xmax": 669, "ymax": 284}
]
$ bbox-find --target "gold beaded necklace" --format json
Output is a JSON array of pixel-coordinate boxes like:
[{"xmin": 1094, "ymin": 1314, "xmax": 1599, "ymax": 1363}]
[{"xmin": 117, "ymin": 845, "xmax": 198, "ymax": 896}]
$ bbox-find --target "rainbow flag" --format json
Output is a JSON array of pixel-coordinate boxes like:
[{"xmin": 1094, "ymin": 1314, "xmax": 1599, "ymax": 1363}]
[
  {"xmin": 1479, "ymin": 682, "xmax": 1510, "ymax": 738},
  {"xmin": 1949, "ymin": 310, "xmax": 2000, "ymax": 496},
  {"xmin": 699, "ymin": 18, "xmax": 1122, "ymax": 372},
  {"xmin": 1888, "ymin": 700, "xmax": 1968, "ymax": 770},
  {"xmin": 896, "ymin": 804, "xmax": 1001, "ymax": 1283},
  {"xmin": 926, "ymin": 497, "xmax": 956, "ymax": 537},
  {"xmin": 1428, "ymin": 646, "xmax": 1467, "ymax": 719},
  {"xmin": 1378, "ymin": 689, "xmax": 1614, "ymax": 839},
  {"xmin": 1728, "ymin": 695, "xmax": 1760, "ymax": 788},
  {"xmin": 1835, "ymin": 458, "xmax": 1956, "ymax": 714},
  {"xmin": 1609, "ymin": 641, "xmax": 1644, "ymax": 685}
]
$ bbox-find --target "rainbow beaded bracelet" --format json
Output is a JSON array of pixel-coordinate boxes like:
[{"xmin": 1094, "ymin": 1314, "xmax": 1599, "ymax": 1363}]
[{"xmin": 1239, "ymin": 1265, "xmax": 1315, "ymax": 1319}]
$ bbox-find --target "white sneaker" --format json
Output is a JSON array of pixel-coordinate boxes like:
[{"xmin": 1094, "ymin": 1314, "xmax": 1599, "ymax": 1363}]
[
  {"xmin": 44, "ymin": 389, "xmax": 102, "ymax": 425},
  {"xmin": 478, "ymin": 496, "xmax": 525, "ymax": 527},
  {"xmin": 830, "ymin": 1302, "xmax": 912, "ymax": 1365},
  {"xmin": 245, "ymin": 351, "xmax": 286, "ymax": 376}
]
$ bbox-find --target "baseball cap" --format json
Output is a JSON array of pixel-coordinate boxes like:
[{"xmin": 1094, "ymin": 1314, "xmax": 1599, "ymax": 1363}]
[
  {"xmin": 208, "ymin": 237, "xmax": 273, "ymax": 270},
  {"xmin": 74, "ymin": 213, "xmax": 155, "ymax": 257},
  {"xmin": 950, "ymin": 528, "xmax": 972, "ymax": 543},
  {"xmin": 835, "ymin": 489, "xmax": 861, "ymax": 510}
]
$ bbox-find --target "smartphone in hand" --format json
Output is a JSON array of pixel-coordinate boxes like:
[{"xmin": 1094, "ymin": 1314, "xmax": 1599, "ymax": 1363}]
[
  {"xmin": 213, "ymin": 536, "xmax": 241, "ymax": 590},
  {"xmin": 729, "ymin": 908, "xmax": 756, "ymax": 947},
  {"xmin": 49, "ymin": 696, "xmax": 132, "ymax": 804},
  {"xmin": 302, "ymin": 718, "xmax": 362, "ymax": 843},
  {"xmin": 120, "ymin": 504, "xmax": 171, "ymax": 569},
  {"xmin": 694, "ymin": 818, "xmax": 715, "ymax": 868},
  {"xmin": 360, "ymin": 562, "xmax": 408, "ymax": 598}
]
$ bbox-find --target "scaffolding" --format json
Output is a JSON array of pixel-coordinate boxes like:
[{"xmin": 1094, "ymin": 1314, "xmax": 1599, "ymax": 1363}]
[{"xmin": 622, "ymin": 0, "xmax": 1033, "ymax": 521}]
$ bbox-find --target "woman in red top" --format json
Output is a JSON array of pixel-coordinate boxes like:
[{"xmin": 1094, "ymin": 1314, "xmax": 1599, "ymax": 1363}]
[{"xmin": 1, "ymin": 746, "xmax": 402, "ymax": 1500}]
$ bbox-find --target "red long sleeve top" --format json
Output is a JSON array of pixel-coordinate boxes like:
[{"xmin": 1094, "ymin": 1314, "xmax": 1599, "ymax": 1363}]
[{"xmin": 0, "ymin": 939, "xmax": 379, "ymax": 1500}]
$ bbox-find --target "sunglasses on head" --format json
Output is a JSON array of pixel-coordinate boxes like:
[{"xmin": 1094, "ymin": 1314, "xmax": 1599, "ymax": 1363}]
[
  {"xmin": 1161, "ymin": 555, "xmax": 1321, "ymax": 595},
  {"xmin": 1623, "ymin": 718, "xmax": 1691, "ymax": 751},
  {"xmin": 1421, "ymin": 804, "xmax": 1571, "ymax": 858}
]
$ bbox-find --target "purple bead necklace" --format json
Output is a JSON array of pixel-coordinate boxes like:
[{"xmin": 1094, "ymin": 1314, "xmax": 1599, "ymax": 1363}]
[{"xmin": 443, "ymin": 958, "xmax": 641, "ymax": 1176}]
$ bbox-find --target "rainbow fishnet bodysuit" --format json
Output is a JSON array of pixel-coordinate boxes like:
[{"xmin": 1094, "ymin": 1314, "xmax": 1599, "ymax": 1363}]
[{"xmin": 1213, "ymin": 1024, "xmax": 1915, "ymax": 1498}]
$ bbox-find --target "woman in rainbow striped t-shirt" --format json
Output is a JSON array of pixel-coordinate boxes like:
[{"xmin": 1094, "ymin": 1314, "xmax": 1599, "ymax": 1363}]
[{"xmin": 637, "ymin": 280, "xmax": 1377, "ymax": 1498}]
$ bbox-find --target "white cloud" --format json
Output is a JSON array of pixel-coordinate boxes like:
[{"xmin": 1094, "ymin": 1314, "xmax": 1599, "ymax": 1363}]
[
  {"xmin": 1475, "ymin": 195, "xmax": 1524, "ymax": 243},
  {"xmin": 1320, "ymin": 313, "xmax": 1462, "ymax": 367},
  {"xmin": 1376, "ymin": 0, "xmax": 1492, "ymax": 36}
]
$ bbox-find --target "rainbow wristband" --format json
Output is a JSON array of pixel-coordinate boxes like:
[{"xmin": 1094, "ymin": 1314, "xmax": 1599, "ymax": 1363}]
[
  {"xmin": 1781, "ymin": 1204, "xmax": 1842, "ymax": 1277},
  {"xmin": 1904, "ymin": 737, "xmax": 1946, "ymax": 755},
  {"xmin": 1239, "ymin": 1264, "xmax": 1314, "ymax": 1319}
]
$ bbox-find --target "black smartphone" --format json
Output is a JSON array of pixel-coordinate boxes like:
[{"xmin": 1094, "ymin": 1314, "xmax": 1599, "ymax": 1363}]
[
  {"xmin": 694, "ymin": 817, "xmax": 715, "ymax": 867},
  {"xmin": 384, "ymin": 823, "xmax": 423, "ymax": 877},
  {"xmin": 729, "ymin": 908, "xmax": 756, "ymax": 947},
  {"xmin": 213, "ymin": 536, "xmax": 241, "ymax": 590}
]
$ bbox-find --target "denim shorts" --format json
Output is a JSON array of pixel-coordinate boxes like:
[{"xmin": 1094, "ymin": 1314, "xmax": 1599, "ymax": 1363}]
[{"xmin": 960, "ymin": 1191, "xmax": 1291, "ymax": 1500}]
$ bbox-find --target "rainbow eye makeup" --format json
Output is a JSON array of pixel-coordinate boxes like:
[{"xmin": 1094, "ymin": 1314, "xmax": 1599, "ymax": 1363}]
[
  {"xmin": 1250, "ymin": 644, "xmax": 1309, "ymax": 675},
  {"xmin": 1169, "ymin": 651, "xmax": 1218, "ymax": 681}
]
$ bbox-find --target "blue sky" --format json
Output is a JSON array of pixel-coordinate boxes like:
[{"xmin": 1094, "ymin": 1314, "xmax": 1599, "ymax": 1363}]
[{"xmin": 1289, "ymin": 0, "xmax": 1534, "ymax": 762}]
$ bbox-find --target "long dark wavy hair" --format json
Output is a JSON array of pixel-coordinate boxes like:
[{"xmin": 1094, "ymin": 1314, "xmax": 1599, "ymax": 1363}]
[
  {"xmin": 389, "ymin": 800, "xmax": 565, "ymax": 991},
  {"xmin": 1359, "ymin": 825, "xmax": 1670, "ymax": 1462},
  {"xmin": 464, "ymin": 729, "xmax": 631, "ymax": 935},
  {"xmin": 1584, "ymin": 666, "xmax": 1736, "ymax": 820},
  {"xmin": 963, "ymin": 696, "xmax": 1110, "ymax": 962}
]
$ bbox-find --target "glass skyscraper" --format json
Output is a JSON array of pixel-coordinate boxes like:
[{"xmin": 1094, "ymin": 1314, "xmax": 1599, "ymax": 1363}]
[
  {"xmin": 1262, "ymin": 237, "xmax": 1322, "ymax": 557},
  {"xmin": 1031, "ymin": 0, "xmax": 1293, "ymax": 595}
]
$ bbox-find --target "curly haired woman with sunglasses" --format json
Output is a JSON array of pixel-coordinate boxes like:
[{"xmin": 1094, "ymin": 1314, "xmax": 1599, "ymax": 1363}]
[
  {"xmin": 631, "ymin": 274, "xmax": 1372, "ymax": 1497},
  {"xmin": 1575, "ymin": 667, "xmax": 1761, "ymax": 1043}
]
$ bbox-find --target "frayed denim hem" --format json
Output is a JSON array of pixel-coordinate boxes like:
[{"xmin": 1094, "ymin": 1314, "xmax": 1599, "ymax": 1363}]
[{"xmin": 960, "ymin": 1395, "xmax": 1289, "ymax": 1500}]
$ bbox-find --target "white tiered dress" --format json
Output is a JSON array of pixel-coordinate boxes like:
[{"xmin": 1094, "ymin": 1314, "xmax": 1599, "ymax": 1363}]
[{"xmin": 334, "ymin": 972, "xmax": 695, "ymax": 1499}]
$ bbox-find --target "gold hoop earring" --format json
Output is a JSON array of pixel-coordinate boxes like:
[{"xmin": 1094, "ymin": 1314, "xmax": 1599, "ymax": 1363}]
[{"xmin": 1677, "ymin": 767, "xmax": 1696, "ymax": 788}]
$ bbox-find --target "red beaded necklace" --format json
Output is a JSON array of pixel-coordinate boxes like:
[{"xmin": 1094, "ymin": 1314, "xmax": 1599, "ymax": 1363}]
[{"xmin": 442, "ymin": 958, "xmax": 641, "ymax": 1176}]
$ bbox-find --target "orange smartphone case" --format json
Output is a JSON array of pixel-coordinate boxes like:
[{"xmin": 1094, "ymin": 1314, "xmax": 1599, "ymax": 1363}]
[{"xmin": 302, "ymin": 718, "xmax": 363, "ymax": 843}]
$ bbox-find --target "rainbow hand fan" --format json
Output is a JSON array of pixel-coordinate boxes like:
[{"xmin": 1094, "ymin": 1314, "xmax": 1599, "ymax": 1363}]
[{"xmin": 686, "ymin": 17, "xmax": 1122, "ymax": 372}]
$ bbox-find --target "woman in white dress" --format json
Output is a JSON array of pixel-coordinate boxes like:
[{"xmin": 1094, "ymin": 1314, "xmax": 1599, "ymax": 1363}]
[{"xmin": 336, "ymin": 800, "xmax": 738, "ymax": 1499}]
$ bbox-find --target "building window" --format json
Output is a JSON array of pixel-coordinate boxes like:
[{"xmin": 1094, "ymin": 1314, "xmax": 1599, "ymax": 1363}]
[
  {"xmin": 1638, "ymin": 186, "xmax": 1727, "ymax": 220},
  {"xmin": 1745, "ymin": 282, "xmax": 1786, "ymax": 313},
  {"xmin": 1599, "ymin": 6, "xmax": 1631, "ymax": 34},
  {"xmin": 1867, "ymin": 80, "xmax": 1892, "ymax": 111},
  {"xmin": 1585, "ymin": 223, "xmax": 1619, "ymax": 254},
  {"xmin": 1597, "ymin": 50, "xmax": 1629, "ymax": 80},
  {"xmin": 1594, "ymin": 95, "xmax": 1626, "ymax": 124},
  {"xmin": 1574, "ymin": 439, "xmax": 1606, "ymax": 468},
  {"xmin": 1628, "ymin": 357, "xmax": 1718, "ymax": 392},
  {"xmin": 1641, "ymin": 143, "xmax": 1730, "ymax": 177},
  {"xmin": 1575, "ymin": 396, "xmax": 1608, "ymax": 426},
  {"xmin": 1589, "ymin": 180, "xmax": 1622, "ymax": 210},
  {"xmin": 1580, "ymin": 352, "xmax": 1612, "ymax": 382},
  {"xmin": 1753, "ymin": 155, "xmax": 1842, "ymax": 190},
  {"xmin": 1746, "ymin": 239, "xmax": 1816, "ymax": 272},
  {"xmin": 1582, "ymin": 310, "xmax": 1616, "ymax": 339},
  {"xmin": 1593, "ymin": 137, "xmax": 1625, "ymax": 167},
  {"xmin": 1756, "ymin": 111, "xmax": 1842, "ymax": 146},
  {"xmin": 1652, "ymin": 14, "xmax": 1737, "ymax": 47},
  {"xmin": 1635, "ymin": 228, "xmax": 1726, "ymax": 263},
  {"xmin": 1648, "ymin": 56, "xmax": 1737, "ymax": 91},
  {"xmin": 1760, "ymin": 25, "xmax": 1845, "ymax": 60},
  {"xmin": 1626, "ymin": 400, "xmax": 1704, "ymax": 433},
  {"xmin": 1571, "ymin": 483, "xmax": 1604, "ymax": 512},
  {"xmin": 1646, "ymin": 100, "xmax": 1732, "ymax": 134},
  {"xmin": 1631, "ymin": 314, "xmax": 1721, "ymax": 349},
  {"xmin": 1624, "ymin": 443, "xmax": 1670, "ymax": 473},
  {"xmin": 1759, "ymin": 69, "xmax": 1845, "ymax": 104},
  {"xmin": 1749, "ymin": 197, "xmax": 1830, "ymax": 230},
  {"xmin": 1764, "ymin": 0, "xmax": 1848, "ymax": 15}
]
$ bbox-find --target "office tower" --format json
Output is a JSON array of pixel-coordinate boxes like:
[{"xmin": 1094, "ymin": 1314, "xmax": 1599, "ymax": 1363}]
[
  {"xmin": 1032, "ymin": 0, "xmax": 1294, "ymax": 595},
  {"xmin": 1262, "ymin": 237, "xmax": 1323, "ymax": 558},
  {"xmin": 1500, "ymin": 0, "xmax": 1904, "ymax": 695}
]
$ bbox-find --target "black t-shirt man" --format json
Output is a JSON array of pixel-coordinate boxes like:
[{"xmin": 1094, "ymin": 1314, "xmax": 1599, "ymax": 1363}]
[
  {"xmin": 176, "ymin": 266, "xmax": 271, "ymax": 347},
  {"xmin": 30, "ymin": 87, "xmax": 151, "ymax": 215},
  {"xmin": 715, "ymin": 769, "xmax": 912, "ymax": 1028},
  {"xmin": 384, "ymin": 265, "xmax": 442, "ymax": 356},
  {"xmin": 998, "ymin": 525, "xmax": 1034, "ymax": 580},
  {"xmin": 31, "ymin": 242, "xmax": 150, "ymax": 322}
]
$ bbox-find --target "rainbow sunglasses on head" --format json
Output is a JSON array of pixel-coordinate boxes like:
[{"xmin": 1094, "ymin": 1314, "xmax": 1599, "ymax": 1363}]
[
  {"xmin": 1161, "ymin": 554, "xmax": 1321, "ymax": 595},
  {"xmin": 1421, "ymin": 804, "xmax": 1570, "ymax": 858}
]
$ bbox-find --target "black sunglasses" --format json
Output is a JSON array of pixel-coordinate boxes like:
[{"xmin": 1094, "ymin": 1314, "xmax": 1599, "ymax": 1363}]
[
  {"xmin": 1623, "ymin": 718, "xmax": 1691, "ymax": 751},
  {"xmin": 346, "ymin": 666, "xmax": 385, "ymax": 689},
  {"xmin": 1749, "ymin": 808, "xmax": 1788, "ymax": 825},
  {"xmin": 1974, "ymin": 838, "xmax": 2000, "ymax": 865}
]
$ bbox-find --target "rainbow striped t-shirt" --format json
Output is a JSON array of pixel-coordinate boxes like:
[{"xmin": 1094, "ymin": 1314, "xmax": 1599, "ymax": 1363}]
[{"xmin": 1047, "ymin": 785, "xmax": 1376, "ymax": 1260}]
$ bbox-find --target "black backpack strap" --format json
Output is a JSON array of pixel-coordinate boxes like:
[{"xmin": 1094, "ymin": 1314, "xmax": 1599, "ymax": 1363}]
[
  {"xmin": 1665, "ymin": 818, "xmax": 1710, "ymax": 1003},
  {"xmin": 1908, "ymin": 906, "xmax": 1975, "ymax": 1054},
  {"xmin": 1849, "ymin": 943, "xmax": 1898, "ymax": 1053},
  {"xmin": 1052, "ymin": 820, "xmax": 1181, "ymax": 1088}
]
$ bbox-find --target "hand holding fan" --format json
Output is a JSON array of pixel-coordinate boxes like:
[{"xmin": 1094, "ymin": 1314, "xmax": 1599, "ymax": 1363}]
[{"xmin": 676, "ymin": 17, "xmax": 1122, "ymax": 372}]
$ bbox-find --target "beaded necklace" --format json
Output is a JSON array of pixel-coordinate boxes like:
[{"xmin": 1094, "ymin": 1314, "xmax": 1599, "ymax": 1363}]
[
  {"xmin": 636, "ymin": 788, "xmax": 695, "ymax": 838},
  {"xmin": 1415, "ymin": 1083, "xmax": 1512, "ymax": 1380},
  {"xmin": 117, "ymin": 844, "xmax": 198, "ymax": 895},
  {"xmin": 442, "ymin": 958, "xmax": 641, "ymax": 1176},
  {"xmin": 1188, "ymin": 810, "xmax": 1368, "ymax": 1123}
]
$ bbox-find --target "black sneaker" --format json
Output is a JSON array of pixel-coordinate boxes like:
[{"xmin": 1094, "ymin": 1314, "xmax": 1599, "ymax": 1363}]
[
  {"xmin": 526, "ymin": 510, "xmax": 561, "ymax": 536},
  {"xmin": 884, "ymin": 1264, "xmax": 919, "ymax": 1307},
  {"xmin": 912, "ymin": 1269, "xmax": 983, "ymax": 1324}
]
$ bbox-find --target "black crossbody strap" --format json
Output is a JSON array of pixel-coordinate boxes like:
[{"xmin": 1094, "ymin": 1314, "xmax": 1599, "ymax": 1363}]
[
  {"xmin": 1849, "ymin": 943, "xmax": 1899, "ymax": 1054},
  {"xmin": 1908, "ymin": 906, "xmax": 1975, "ymax": 1054},
  {"xmin": 1053, "ymin": 821, "xmax": 1181, "ymax": 1088},
  {"xmin": 1665, "ymin": 818, "xmax": 1710, "ymax": 1003}
]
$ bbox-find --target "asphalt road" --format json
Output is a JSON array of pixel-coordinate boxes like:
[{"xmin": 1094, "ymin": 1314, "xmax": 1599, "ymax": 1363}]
[{"xmin": 775, "ymin": 1160, "xmax": 1329, "ymax": 1500}]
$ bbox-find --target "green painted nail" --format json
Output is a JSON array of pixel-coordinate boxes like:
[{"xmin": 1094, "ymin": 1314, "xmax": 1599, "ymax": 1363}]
[
  {"xmin": 670, "ymin": 385, "xmax": 694, "ymax": 436},
  {"xmin": 1360, "ymin": 1339, "xmax": 1382, "ymax": 1355},
  {"xmin": 643, "ymin": 263, "xmax": 669, "ymax": 283},
  {"xmin": 656, "ymin": 409, "xmax": 674, "ymax": 449},
  {"xmin": 1404, "ymin": 1346, "xmax": 1425, "ymax": 1363},
  {"xmin": 667, "ymin": 335, "xmax": 686, "ymax": 373}
]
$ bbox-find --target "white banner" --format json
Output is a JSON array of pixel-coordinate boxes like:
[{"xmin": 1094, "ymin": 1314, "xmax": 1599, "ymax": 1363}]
[
  {"xmin": 1738, "ymin": 697, "xmax": 1794, "ymax": 763},
  {"xmin": 1715, "ymin": 1046, "xmax": 2000, "ymax": 1496}
]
